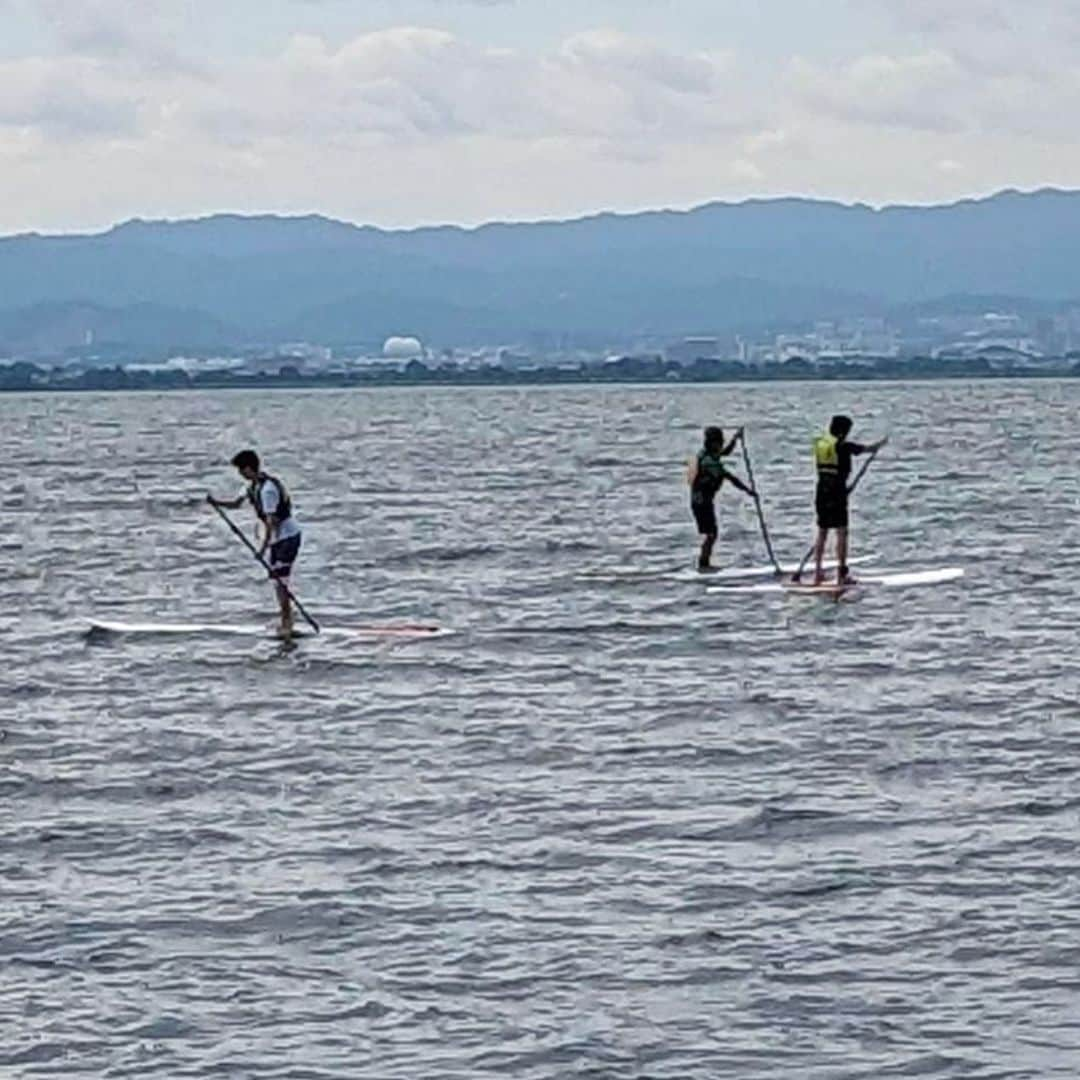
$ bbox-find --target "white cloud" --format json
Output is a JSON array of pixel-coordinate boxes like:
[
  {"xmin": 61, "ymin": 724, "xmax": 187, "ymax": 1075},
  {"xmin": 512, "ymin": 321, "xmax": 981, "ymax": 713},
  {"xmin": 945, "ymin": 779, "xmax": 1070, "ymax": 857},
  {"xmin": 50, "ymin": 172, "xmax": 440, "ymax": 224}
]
[
  {"xmin": 0, "ymin": 21, "xmax": 771, "ymax": 227},
  {"xmin": 731, "ymin": 158, "xmax": 763, "ymax": 180},
  {"xmin": 791, "ymin": 51, "xmax": 966, "ymax": 134},
  {"xmin": 0, "ymin": 56, "xmax": 142, "ymax": 138},
  {"xmin": 874, "ymin": 0, "xmax": 1015, "ymax": 36},
  {"xmin": 144, "ymin": 25, "xmax": 758, "ymax": 153},
  {"xmin": 871, "ymin": 0, "xmax": 1080, "ymax": 77},
  {"xmin": 26, "ymin": 0, "xmax": 198, "ymax": 74},
  {"xmin": 539, "ymin": 30, "xmax": 746, "ymax": 145},
  {"xmin": 3, "ymin": 5, "xmax": 1080, "ymax": 231},
  {"xmin": 789, "ymin": 40, "xmax": 1080, "ymax": 143},
  {"xmin": 743, "ymin": 129, "xmax": 787, "ymax": 155}
]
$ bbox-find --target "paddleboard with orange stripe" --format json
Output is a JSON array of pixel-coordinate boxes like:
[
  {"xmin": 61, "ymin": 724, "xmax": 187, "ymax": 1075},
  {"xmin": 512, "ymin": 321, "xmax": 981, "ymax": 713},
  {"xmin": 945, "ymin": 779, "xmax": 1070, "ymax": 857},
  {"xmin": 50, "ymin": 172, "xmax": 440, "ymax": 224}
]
[{"xmin": 86, "ymin": 619, "xmax": 449, "ymax": 640}]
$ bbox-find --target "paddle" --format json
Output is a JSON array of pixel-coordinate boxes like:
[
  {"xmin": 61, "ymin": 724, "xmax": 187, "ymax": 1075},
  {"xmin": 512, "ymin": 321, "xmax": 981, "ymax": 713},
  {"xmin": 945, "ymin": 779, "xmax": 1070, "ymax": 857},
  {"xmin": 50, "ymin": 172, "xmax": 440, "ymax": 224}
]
[
  {"xmin": 791, "ymin": 444, "xmax": 881, "ymax": 583},
  {"xmin": 206, "ymin": 496, "xmax": 321, "ymax": 634},
  {"xmin": 739, "ymin": 430, "xmax": 783, "ymax": 575}
]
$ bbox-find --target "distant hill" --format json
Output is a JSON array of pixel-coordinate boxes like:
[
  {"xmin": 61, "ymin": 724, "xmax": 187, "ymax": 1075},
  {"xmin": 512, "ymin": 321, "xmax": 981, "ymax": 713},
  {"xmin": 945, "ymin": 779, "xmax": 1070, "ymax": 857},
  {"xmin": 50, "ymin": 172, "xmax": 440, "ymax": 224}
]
[
  {"xmin": 2, "ymin": 188, "xmax": 1080, "ymax": 350},
  {"xmin": 0, "ymin": 301, "xmax": 240, "ymax": 354}
]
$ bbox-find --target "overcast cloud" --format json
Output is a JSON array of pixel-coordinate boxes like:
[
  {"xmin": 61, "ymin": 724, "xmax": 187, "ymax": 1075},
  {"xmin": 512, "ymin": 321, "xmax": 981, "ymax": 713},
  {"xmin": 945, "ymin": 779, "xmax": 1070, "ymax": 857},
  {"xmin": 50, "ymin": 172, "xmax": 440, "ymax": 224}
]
[{"xmin": 1, "ymin": 0, "xmax": 1078, "ymax": 232}]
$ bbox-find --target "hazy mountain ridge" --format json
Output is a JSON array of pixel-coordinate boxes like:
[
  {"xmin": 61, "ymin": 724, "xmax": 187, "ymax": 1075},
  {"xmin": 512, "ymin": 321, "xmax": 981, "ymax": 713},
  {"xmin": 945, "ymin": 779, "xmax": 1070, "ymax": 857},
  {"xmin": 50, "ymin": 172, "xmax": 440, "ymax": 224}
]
[
  {"xmin": 0, "ymin": 301, "xmax": 241, "ymax": 353},
  {"xmin": 2, "ymin": 188, "xmax": 1078, "ymax": 350}
]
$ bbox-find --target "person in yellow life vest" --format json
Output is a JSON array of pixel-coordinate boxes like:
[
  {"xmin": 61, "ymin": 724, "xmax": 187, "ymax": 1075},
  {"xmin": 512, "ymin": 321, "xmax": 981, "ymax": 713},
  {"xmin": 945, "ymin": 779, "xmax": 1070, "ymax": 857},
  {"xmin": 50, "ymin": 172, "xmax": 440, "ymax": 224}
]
[
  {"xmin": 812, "ymin": 415, "xmax": 887, "ymax": 585},
  {"xmin": 687, "ymin": 425, "xmax": 755, "ymax": 571}
]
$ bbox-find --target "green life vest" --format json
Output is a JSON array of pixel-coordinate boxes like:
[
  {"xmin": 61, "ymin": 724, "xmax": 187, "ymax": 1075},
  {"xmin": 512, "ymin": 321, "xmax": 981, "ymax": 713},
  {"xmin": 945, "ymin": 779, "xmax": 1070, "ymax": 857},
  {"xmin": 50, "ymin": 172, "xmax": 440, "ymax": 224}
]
[
  {"xmin": 813, "ymin": 434, "xmax": 839, "ymax": 475},
  {"xmin": 693, "ymin": 449, "xmax": 727, "ymax": 498}
]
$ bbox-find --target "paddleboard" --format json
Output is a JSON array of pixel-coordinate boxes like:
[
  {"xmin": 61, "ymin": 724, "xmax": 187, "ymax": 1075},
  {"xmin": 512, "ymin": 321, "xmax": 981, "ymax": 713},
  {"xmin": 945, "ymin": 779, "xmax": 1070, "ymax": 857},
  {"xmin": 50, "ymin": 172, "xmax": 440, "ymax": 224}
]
[
  {"xmin": 583, "ymin": 554, "xmax": 875, "ymax": 583},
  {"xmin": 86, "ymin": 619, "xmax": 449, "ymax": 640},
  {"xmin": 688, "ymin": 554, "xmax": 876, "ymax": 581},
  {"xmin": 707, "ymin": 567, "xmax": 965, "ymax": 595}
]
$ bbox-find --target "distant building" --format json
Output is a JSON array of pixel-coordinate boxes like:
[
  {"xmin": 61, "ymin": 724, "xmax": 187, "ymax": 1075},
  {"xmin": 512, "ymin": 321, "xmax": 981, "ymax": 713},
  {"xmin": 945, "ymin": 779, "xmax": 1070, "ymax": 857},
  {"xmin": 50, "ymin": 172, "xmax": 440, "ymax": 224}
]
[
  {"xmin": 775, "ymin": 335, "xmax": 818, "ymax": 362},
  {"xmin": 127, "ymin": 355, "xmax": 246, "ymax": 374},
  {"xmin": 665, "ymin": 336, "xmax": 722, "ymax": 366},
  {"xmin": 383, "ymin": 336, "xmax": 423, "ymax": 359},
  {"xmin": 495, "ymin": 347, "xmax": 537, "ymax": 371},
  {"xmin": 277, "ymin": 342, "xmax": 332, "ymax": 364}
]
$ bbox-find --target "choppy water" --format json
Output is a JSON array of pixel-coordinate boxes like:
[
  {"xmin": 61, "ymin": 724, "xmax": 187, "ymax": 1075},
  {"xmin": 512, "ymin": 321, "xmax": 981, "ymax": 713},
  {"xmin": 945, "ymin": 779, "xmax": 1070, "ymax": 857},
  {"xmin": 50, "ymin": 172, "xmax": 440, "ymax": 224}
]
[{"xmin": 4, "ymin": 380, "xmax": 1080, "ymax": 1078}]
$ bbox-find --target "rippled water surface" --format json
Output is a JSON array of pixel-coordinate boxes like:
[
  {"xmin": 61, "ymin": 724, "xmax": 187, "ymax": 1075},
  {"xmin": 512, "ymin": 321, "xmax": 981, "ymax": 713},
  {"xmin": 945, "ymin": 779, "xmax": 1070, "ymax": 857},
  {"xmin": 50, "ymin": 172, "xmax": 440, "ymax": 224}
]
[{"xmin": 5, "ymin": 381, "xmax": 1080, "ymax": 1078}]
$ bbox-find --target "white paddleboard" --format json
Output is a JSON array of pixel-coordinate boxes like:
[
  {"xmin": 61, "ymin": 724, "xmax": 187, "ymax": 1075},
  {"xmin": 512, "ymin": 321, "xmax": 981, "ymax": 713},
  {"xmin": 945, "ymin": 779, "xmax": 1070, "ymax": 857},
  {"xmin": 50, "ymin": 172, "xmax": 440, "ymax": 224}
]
[
  {"xmin": 707, "ymin": 567, "xmax": 965, "ymax": 595},
  {"xmin": 584, "ymin": 554, "xmax": 875, "ymax": 583},
  {"xmin": 687, "ymin": 554, "xmax": 876, "ymax": 582},
  {"xmin": 86, "ymin": 619, "xmax": 450, "ymax": 640}
]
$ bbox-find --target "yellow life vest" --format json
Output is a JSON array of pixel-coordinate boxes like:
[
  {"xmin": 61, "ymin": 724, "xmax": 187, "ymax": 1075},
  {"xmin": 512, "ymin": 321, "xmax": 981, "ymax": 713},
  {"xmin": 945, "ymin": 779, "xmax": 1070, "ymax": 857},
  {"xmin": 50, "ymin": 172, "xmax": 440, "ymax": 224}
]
[{"xmin": 813, "ymin": 433, "xmax": 839, "ymax": 475}]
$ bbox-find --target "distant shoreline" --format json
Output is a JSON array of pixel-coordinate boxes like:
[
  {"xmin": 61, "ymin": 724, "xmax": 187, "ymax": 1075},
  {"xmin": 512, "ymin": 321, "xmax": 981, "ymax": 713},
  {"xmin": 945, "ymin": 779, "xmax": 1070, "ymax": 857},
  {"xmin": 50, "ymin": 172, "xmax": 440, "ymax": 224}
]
[{"xmin": 2, "ymin": 357, "xmax": 1079, "ymax": 393}]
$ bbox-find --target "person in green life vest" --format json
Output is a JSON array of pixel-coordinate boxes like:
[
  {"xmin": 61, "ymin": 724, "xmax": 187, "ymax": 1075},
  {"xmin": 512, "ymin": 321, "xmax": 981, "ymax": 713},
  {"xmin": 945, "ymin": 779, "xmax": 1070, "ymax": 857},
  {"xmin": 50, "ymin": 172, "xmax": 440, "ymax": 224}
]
[
  {"xmin": 686, "ymin": 425, "xmax": 755, "ymax": 571},
  {"xmin": 812, "ymin": 415, "xmax": 887, "ymax": 586}
]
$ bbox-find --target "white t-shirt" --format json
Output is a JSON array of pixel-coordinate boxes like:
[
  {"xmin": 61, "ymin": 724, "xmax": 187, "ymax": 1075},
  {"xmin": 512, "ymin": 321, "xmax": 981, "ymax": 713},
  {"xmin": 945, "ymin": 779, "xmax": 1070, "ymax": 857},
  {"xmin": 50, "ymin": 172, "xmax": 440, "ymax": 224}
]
[{"xmin": 247, "ymin": 477, "xmax": 301, "ymax": 542}]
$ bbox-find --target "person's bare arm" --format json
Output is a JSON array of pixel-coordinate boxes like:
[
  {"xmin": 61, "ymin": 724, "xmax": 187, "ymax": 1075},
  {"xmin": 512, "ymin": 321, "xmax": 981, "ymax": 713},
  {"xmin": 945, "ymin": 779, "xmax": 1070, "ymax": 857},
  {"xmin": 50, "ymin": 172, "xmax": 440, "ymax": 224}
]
[
  {"xmin": 256, "ymin": 485, "xmax": 283, "ymax": 556},
  {"xmin": 722, "ymin": 467, "xmax": 754, "ymax": 498},
  {"xmin": 207, "ymin": 494, "xmax": 245, "ymax": 510},
  {"xmin": 850, "ymin": 435, "xmax": 888, "ymax": 456},
  {"xmin": 256, "ymin": 515, "xmax": 280, "ymax": 558}
]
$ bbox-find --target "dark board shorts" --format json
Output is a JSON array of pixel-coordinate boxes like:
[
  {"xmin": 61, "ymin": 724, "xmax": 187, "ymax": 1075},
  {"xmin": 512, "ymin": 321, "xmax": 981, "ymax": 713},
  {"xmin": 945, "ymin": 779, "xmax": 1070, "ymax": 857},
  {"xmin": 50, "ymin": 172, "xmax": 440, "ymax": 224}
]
[
  {"xmin": 691, "ymin": 498, "xmax": 718, "ymax": 536},
  {"xmin": 269, "ymin": 533, "xmax": 301, "ymax": 579},
  {"xmin": 815, "ymin": 482, "xmax": 849, "ymax": 530}
]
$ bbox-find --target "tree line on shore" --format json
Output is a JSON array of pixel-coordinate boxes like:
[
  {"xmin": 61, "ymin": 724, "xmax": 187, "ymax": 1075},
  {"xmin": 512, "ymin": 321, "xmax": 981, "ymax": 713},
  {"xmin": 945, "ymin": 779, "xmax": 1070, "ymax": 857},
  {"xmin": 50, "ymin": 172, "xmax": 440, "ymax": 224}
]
[{"xmin": 3, "ymin": 354, "xmax": 1079, "ymax": 392}]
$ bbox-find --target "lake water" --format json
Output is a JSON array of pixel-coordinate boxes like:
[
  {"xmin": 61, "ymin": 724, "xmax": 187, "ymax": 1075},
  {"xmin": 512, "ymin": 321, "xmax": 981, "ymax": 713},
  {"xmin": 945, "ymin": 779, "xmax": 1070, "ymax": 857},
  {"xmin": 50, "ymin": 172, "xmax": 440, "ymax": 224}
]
[{"xmin": 4, "ymin": 380, "xmax": 1080, "ymax": 1078}]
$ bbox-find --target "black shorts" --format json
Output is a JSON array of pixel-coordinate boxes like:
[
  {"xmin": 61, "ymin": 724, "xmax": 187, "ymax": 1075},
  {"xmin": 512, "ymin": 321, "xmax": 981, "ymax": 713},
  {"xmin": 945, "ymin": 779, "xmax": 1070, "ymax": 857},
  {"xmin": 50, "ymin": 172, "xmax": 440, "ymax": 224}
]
[
  {"xmin": 269, "ymin": 533, "xmax": 301, "ymax": 578},
  {"xmin": 691, "ymin": 498, "xmax": 718, "ymax": 535},
  {"xmin": 815, "ymin": 482, "xmax": 849, "ymax": 530}
]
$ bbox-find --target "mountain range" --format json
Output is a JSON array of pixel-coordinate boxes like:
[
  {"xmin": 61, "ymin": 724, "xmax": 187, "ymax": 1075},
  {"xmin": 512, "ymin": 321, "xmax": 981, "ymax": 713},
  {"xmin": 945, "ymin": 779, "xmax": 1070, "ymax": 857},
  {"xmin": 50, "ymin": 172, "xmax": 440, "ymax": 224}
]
[{"xmin": 2, "ymin": 188, "xmax": 1079, "ymax": 354}]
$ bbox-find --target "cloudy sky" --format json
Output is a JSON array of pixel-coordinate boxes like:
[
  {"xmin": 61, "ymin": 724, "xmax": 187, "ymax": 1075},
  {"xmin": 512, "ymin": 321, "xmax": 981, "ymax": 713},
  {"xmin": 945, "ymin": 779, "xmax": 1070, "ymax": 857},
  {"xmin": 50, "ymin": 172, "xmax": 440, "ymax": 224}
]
[{"xmin": 2, "ymin": 0, "xmax": 1079, "ymax": 233}]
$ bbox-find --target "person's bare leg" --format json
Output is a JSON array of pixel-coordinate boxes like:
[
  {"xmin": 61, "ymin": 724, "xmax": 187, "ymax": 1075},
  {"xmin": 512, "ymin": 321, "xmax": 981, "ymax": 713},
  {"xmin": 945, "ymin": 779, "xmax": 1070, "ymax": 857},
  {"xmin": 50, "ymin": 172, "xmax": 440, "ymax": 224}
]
[
  {"xmin": 698, "ymin": 532, "xmax": 717, "ymax": 571},
  {"xmin": 813, "ymin": 527, "xmax": 828, "ymax": 585},
  {"xmin": 276, "ymin": 580, "xmax": 294, "ymax": 638},
  {"xmin": 836, "ymin": 527, "xmax": 849, "ymax": 584}
]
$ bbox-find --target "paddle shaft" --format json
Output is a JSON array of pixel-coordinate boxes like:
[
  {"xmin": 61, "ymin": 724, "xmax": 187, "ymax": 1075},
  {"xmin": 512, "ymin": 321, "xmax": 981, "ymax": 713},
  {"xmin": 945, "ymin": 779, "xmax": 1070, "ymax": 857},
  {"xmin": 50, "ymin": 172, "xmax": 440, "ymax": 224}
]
[
  {"xmin": 847, "ymin": 446, "xmax": 880, "ymax": 498},
  {"xmin": 792, "ymin": 446, "xmax": 881, "ymax": 581},
  {"xmin": 207, "ymin": 497, "xmax": 320, "ymax": 633},
  {"xmin": 739, "ymin": 433, "xmax": 782, "ymax": 574}
]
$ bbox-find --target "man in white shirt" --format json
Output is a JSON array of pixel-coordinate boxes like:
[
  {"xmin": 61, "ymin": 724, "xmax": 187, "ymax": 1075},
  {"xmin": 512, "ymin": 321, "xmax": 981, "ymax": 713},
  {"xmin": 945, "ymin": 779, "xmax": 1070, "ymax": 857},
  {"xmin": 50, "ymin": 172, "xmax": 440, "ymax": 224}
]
[{"xmin": 209, "ymin": 450, "xmax": 302, "ymax": 638}]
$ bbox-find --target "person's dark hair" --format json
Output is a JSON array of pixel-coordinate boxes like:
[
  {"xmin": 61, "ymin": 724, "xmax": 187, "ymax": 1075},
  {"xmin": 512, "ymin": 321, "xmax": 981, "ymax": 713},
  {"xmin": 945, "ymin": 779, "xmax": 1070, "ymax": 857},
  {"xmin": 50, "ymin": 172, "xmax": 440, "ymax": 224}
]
[
  {"xmin": 231, "ymin": 449, "xmax": 260, "ymax": 472},
  {"xmin": 703, "ymin": 425, "xmax": 724, "ymax": 449},
  {"xmin": 829, "ymin": 415, "xmax": 853, "ymax": 439}
]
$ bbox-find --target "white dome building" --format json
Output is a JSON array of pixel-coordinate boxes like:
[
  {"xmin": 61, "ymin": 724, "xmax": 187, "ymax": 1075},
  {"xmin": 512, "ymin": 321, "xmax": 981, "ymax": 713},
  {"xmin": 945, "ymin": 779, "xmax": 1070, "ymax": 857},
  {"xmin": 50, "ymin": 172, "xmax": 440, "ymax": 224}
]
[{"xmin": 382, "ymin": 336, "xmax": 423, "ymax": 359}]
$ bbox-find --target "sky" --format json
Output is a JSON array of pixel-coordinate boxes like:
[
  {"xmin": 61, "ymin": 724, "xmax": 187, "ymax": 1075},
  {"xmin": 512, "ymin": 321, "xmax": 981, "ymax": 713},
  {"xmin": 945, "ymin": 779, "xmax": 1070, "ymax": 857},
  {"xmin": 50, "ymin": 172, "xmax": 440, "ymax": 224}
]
[{"xmin": 2, "ymin": 0, "xmax": 1080, "ymax": 233}]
